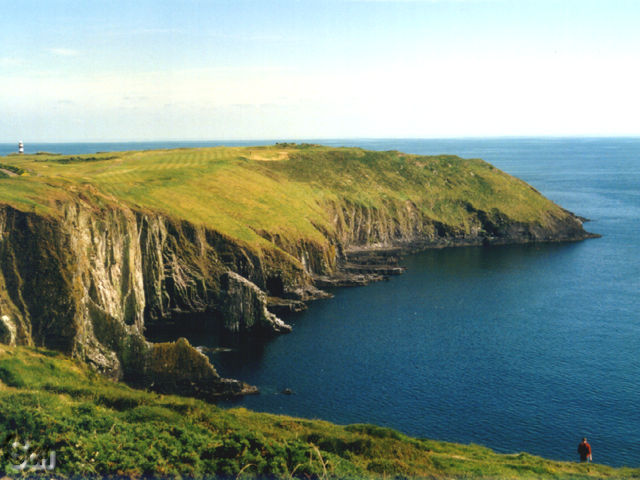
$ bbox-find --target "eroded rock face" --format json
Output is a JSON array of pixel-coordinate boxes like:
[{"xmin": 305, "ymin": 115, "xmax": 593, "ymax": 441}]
[
  {"xmin": 0, "ymin": 203, "xmax": 290, "ymax": 395},
  {"xmin": 146, "ymin": 337, "xmax": 258, "ymax": 398},
  {"xmin": 0, "ymin": 315, "xmax": 16, "ymax": 346},
  {"xmin": 327, "ymin": 199, "xmax": 595, "ymax": 251},
  {"xmin": 221, "ymin": 272, "xmax": 291, "ymax": 333}
]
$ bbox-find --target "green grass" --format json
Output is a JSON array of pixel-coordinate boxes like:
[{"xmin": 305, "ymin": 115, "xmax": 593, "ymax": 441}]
[
  {"xmin": 0, "ymin": 164, "xmax": 25, "ymax": 175},
  {"xmin": 0, "ymin": 144, "xmax": 571, "ymax": 262},
  {"xmin": 0, "ymin": 346, "xmax": 638, "ymax": 479}
]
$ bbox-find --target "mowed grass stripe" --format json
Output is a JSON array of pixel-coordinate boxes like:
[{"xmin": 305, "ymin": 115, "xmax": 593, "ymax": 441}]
[{"xmin": 0, "ymin": 145, "xmax": 576, "ymax": 253}]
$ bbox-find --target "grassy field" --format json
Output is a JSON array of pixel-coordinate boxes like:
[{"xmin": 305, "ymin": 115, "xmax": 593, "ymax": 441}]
[
  {"xmin": 0, "ymin": 144, "xmax": 569, "ymax": 256},
  {"xmin": 1, "ymin": 345, "xmax": 638, "ymax": 479}
]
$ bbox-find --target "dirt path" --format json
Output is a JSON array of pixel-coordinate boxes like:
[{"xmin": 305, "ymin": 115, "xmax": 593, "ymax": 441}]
[{"xmin": 0, "ymin": 168, "xmax": 18, "ymax": 177}]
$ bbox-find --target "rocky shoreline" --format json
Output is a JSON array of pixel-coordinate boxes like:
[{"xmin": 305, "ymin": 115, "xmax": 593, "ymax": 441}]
[
  {"xmin": 309, "ymin": 221, "xmax": 600, "ymax": 290},
  {"xmin": 0, "ymin": 202, "xmax": 598, "ymax": 399},
  {"xmin": 0, "ymin": 147, "xmax": 600, "ymax": 401}
]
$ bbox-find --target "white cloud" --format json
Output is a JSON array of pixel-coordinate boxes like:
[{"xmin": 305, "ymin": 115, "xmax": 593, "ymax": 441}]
[{"xmin": 2, "ymin": 51, "xmax": 639, "ymax": 140}]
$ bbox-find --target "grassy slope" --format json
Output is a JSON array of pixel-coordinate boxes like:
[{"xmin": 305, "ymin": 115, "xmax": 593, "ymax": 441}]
[
  {"xmin": 0, "ymin": 346, "xmax": 637, "ymax": 479},
  {"xmin": 0, "ymin": 145, "xmax": 569, "ymax": 257}
]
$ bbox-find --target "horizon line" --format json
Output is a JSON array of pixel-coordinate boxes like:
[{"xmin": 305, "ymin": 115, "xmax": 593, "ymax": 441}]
[{"xmin": 3, "ymin": 134, "xmax": 640, "ymax": 145}]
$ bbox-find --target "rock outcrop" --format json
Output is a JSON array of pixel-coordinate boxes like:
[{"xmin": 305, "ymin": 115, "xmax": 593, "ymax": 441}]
[
  {"xmin": 0, "ymin": 315, "xmax": 16, "ymax": 346},
  {"xmin": 221, "ymin": 272, "xmax": 292, "ymax": 333},
  {"xmin": 145, "ymin": 337, "xmax": 258, "ymax": 398},
  {"xmin": 0, "ymin": 202, "xmax": 293, "ymax": 397}
]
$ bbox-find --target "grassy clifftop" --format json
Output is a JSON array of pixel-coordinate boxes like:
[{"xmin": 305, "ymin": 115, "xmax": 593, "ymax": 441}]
[
  {"xmin": 0, "ymin": 345, "xmax": 636, "ymax": 479},
  {"xmin": 0, "ymin": 144, "xmax": 581, "ymax": 255}
]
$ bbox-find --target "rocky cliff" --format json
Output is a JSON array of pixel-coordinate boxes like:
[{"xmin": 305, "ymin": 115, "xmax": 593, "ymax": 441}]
[
  {"xmin": 0, "ymin": 146, "xmax": 597, "ymax": 397},
  {"xmin": 0, "ymin": 201, "xmax": 294, "ymax": 397}
]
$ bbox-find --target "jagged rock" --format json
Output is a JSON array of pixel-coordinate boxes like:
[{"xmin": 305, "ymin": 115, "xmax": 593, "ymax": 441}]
[
  {"xmin": 342, "ymin": 263, "xmax": 405, "ymax": 275},
  {"xmin": 0, "ymin": 203, "xmax": 293, "ymax": 396},
  {"xmin": 141, "ymin": 337, "xmax": 258, "ymax": 398},
  {"xmin": 221, "ymin": 272, "xmax": 292, "ymax": 333},
  {"xmin": 286, "ymin": 285, "xmax": 333, "ymax": 301},
  {"xmin": 267, "ymin": 297, "xmax": 308, "ymax": 315},
  {"xmin": 313, "ymin": 272, "xmax": 386, "ymax": 288},
  {"xmin": 0, "ymin": 315, "xmax": 16, "ymax": 346}
]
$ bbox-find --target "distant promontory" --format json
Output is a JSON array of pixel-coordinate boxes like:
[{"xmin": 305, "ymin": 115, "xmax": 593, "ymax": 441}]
[{"xmin": 0, "ymin": 144, "xmax": 597, "ymax": 397}]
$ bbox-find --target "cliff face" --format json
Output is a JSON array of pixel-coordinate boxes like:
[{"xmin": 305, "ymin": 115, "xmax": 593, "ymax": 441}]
[
  {"xmin": 0, "ymin": 146, "xmax": 597, "ymax": 397},
  {"xmin": 0, "ymin": 201, "xmax": 295, "ymax": 396},
  {"xmin": 328, "ymin": 198, "xmax": 590, "ymax": 250}
]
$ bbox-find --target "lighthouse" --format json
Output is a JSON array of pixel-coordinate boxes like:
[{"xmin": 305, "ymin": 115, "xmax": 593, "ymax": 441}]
[{"xmin": 18, "ymin": 141, "xmax": 24, "ymax": 154}]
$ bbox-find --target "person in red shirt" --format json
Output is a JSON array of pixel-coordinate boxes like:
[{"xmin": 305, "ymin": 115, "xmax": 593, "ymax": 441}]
[{"xmin": 578, "ymin": 437, "xmax": 592, "ymax": 462}]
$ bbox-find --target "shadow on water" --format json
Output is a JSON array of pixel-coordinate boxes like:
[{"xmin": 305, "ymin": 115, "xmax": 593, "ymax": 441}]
[
  {"xmin": 408, "ymin": 241, "xmax": 586, "ymax": 275},
  {"xmin": 144, "ymin": 311, "xmax": 272, "ymax": 373}
]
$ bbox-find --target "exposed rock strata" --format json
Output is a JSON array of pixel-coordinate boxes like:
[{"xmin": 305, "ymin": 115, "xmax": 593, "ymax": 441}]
[
  {"xmin": 328, "ymin": 199, "xmax": 596, "ymax": 251},
  {"xmin": 317, "ymin": 200, "xmax": 597, "ymax": 286},
  {"xmin": 0, "ymin": 203, "xmax": 292, "ymax": 397},
  {"xmin": 0, "ymin": 315, "xmax": 16, "ymax": 346},
  {"xmin": 0, "ymin": 186, "xmax": 597, "ymax": 397},
  {"xmin": 221, "ymin": 271, "xmax": 292, "ymax": 333},
  {"xmin": 267, "ymin": 297, "xmax": 309, "ymax": 315}
]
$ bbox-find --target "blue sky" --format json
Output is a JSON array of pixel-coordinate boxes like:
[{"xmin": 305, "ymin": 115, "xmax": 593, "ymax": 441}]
[{"xmin": 2, "ymin": 0, "xmax": 640, "ymax": 141}]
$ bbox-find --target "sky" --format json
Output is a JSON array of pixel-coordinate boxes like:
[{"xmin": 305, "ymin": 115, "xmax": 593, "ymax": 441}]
[{"xmin": 1, "ymin": 0, "xmax": 640, "ymax": 141}]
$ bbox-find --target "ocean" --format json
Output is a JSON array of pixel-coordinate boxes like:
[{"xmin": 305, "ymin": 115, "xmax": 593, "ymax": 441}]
[{"xmin": 1, "ymin": 138, "xmax": 638, "ymax": 467}]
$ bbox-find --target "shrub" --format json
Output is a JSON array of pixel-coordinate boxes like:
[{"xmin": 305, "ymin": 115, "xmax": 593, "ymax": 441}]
[{"xmin": 0, "ymin": 366, "xmax": 25, "ymax": 387}]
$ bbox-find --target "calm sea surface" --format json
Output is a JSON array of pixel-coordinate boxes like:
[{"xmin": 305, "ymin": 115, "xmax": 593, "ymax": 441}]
[{"xmin": 2, "ymin": 138, "xmax": 639, "ymax": 467}]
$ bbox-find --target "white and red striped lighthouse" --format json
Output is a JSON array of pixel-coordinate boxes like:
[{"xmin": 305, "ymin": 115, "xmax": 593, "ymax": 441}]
[{"xmin": 18, "ymin": 141, "xmax": 24, "ymax": 154}]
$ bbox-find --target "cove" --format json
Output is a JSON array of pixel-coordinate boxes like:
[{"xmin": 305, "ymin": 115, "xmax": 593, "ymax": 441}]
[
  {"xmin": 208, "ymin": 138, "xmax": 640, "ymax": 468},
  {"xmin": 25, "ymin": 138, "xmax": 637, "ymax": 467},
  {"xmin": 210, "ymin": 241, "xmax": 639, "ymax": 467}
]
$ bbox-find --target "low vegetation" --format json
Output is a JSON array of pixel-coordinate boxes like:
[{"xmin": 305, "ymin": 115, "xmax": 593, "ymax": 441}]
[
  {"xmin": 0, "ymin": 164, "xmax": 25, "ymax": 175},
  {"xmin": 0, "ymin": 144, "xmax": 569, "ymax": 252},
  {"xmin": 0, "ymin": 345, "xmax": 638, "ymax": 479}
]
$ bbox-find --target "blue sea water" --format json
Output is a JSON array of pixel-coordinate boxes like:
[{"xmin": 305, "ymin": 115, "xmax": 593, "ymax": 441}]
[{"xmin": 2, "ymin": 138, "xmax": 639, "ymax": 467}]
